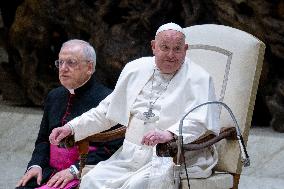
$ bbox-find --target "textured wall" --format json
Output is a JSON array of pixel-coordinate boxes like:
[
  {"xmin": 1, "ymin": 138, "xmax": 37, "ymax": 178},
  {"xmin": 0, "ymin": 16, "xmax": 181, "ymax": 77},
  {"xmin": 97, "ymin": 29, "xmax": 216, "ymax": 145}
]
[{"xmin": 0, "ymin": 0, "xmax": 283, "ymax": 131}]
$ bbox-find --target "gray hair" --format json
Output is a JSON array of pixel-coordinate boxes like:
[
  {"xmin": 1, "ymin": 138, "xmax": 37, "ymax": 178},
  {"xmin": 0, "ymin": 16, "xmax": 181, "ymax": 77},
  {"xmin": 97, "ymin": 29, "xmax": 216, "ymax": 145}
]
[{"xmin": 62, "ymin": 39, "xmax": 96, "ymax": 72}]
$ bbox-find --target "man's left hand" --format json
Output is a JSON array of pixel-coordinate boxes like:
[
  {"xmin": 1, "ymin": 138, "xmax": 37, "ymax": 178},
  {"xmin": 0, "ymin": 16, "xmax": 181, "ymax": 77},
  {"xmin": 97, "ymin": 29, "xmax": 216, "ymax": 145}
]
[
  {"xmin": 46, "ymin": 169, "xmax": 74, "ymax": 188},
  {"xmin": 141, "ymin": 130, "xmax": 173, "ymax": 146}
]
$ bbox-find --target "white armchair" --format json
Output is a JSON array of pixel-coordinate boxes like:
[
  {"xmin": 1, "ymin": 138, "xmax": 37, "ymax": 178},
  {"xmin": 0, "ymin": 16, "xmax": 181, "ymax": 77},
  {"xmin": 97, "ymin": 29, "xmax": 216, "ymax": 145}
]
[
  {"xmin": 177, "ymin": 24, "xmax": 265, "ymax": 189},
  {"xmin": 70, "ymin": 24, "xmax": 265, "ymax": 189}
]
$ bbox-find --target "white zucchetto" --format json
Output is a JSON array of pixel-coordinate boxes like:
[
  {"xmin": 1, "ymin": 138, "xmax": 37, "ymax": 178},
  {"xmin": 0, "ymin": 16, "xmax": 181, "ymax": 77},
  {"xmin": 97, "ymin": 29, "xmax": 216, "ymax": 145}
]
[{"xmin": 155, "ymin": 22, "xmax": 184, "ymax": 36}]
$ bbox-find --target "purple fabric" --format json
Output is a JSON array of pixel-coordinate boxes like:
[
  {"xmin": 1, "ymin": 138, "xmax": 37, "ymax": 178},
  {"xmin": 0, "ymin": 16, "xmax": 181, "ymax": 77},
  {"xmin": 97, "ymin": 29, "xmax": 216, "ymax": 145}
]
[
  {"xmin": 35, "ymin": 144, "xmax": 98, "ymax": 189},
  {"xmin": 49, "ymin": 144, "xmax": 80, "ymax": 170},
  {"xmin": 35, "ymin": 144, "xmax": 80, "ymax": 189},
  {"xmin": 35, "ymin": 180, "xmax": 79, "ymax": 189}
]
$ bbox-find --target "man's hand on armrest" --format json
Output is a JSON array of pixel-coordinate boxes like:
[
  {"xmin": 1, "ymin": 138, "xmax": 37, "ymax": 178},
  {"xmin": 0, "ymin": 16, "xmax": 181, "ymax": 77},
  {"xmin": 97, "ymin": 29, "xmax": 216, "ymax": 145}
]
[
  {"xmin": 49, "ymin": 124, "xmax": 72, "ymax": 145},
  {"xmin": 142, "ymin": 130, "xmax": 174, "ymax": 146}
]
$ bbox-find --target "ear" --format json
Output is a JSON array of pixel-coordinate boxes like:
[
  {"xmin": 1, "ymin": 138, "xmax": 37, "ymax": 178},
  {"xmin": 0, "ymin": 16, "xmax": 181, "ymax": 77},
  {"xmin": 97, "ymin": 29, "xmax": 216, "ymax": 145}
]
[
  {"xmin": 87, "ymin": 62, "xmax": 94, "ymax": 75},
  {"xmin": 184, "ymin": 44, "xmax": 189, "ymax": 51},
  {"xmin": 151, "ymin": 40, "xmax": 156, "ymax": 54}
]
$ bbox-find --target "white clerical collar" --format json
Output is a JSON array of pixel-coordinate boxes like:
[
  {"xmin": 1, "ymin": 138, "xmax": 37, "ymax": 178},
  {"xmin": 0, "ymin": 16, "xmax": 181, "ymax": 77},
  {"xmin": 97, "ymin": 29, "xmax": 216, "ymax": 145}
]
[
  {"xmin": 66, "ymin": 75, "xmax": 91, "ymax": 95},
  {"xmin": 68, "ymin": 89, "xmax": 75, "ymax": 94}
]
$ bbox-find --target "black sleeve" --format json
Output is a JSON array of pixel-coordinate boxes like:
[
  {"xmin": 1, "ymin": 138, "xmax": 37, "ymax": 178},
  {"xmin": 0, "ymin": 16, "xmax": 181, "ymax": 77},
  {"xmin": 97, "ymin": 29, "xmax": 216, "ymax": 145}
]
[{"xmin": 27, "ymin": 96, "xmax": 51, "ymax": 169}]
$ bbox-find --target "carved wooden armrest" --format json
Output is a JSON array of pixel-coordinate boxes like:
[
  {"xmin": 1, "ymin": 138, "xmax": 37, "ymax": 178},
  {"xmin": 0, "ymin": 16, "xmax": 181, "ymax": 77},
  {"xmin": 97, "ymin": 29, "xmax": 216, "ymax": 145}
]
[
  {"xmin": 60, "ymin": 125, "xmax": 127, "ymax": 148},
  {"xmin": 84, "ymin": 126, "xmax": 127, "ymax": 142},
  {"xmin": 156, "ymin": 127, "xmax": 237, "ymax": 157},
  {"xmin": 74, "ymin": 126, "xmax": 126, "ymax": 155}
]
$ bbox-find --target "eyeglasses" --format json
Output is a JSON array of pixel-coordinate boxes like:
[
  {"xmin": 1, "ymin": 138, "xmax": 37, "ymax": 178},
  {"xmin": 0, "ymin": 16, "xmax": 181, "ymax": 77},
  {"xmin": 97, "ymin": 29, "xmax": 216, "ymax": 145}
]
[{"xmin": 54, "ymin": 59, "xmax": 80, "ymax": 68}]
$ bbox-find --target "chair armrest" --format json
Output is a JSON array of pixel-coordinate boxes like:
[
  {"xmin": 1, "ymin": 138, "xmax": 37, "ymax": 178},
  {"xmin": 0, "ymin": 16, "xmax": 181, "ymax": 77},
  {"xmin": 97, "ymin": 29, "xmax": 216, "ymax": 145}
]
[
  {"xmin": 84, "ymin": 126, "xmax": 127, "ymax": 142},
  {"xmin": 183, "ymin": 127, "xmax": 237, "ymax": 151},
  {"xmin": 60, "ymin": 126, "xmax": 127, "ymax": 148},
  {"xmin": 156, "ymin": 127, "xmax": 237, "ymax": 157}
]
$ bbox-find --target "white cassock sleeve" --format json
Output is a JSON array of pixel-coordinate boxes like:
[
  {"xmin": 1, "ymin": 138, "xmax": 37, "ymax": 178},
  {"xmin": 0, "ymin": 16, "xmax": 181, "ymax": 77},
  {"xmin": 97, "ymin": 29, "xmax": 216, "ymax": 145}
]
[
  {"xmin": 68, "ymin": 94, "xmax": 118, "ymax": 142},
  {"xmin": 166, "ymin": 77, "xmax": 219, "ymax": 144}
]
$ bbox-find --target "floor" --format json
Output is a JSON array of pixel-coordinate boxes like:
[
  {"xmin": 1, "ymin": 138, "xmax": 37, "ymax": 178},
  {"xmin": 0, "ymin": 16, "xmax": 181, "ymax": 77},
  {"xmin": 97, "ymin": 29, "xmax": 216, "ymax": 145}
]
[
  {"xmin": 0, "ymin": 104, "xmax": 283, "ymax": 189},
  {"xmin": 239, "ymin": 127, "xmax": 284, "ymax": 189}
]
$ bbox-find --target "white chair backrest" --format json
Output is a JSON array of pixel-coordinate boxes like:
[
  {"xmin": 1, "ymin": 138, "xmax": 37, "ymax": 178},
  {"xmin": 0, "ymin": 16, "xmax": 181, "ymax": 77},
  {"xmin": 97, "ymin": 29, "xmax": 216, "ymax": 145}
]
[{"xmin": 183, "ymin": 24, "xmax": 265, "ymax": 174}]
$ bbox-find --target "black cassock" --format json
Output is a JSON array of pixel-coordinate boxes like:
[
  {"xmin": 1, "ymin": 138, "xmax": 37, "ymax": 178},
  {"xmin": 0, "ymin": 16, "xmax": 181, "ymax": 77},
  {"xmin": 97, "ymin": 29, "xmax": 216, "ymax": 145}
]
[{"xmin": 17, "ymin": 75, "xmax": 124, "ymax": 189}]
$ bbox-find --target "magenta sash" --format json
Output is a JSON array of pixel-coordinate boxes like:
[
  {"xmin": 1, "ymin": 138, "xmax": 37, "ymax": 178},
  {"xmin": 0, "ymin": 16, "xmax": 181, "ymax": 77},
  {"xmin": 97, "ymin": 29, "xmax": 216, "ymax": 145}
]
[
  {"xmin": 35, "ymin": 180, "xmax": 79, "ymax": 189},
  {"xmin": 36, "ymin": 144, "xmax": 80, "ymax": 189},
  {"xmin": 49, "ymin": 144, "xmax": 80, "ymax": 170},
  {"xmin": 36, "ymin": 144, "xmax": 97, "ymax": 189}
]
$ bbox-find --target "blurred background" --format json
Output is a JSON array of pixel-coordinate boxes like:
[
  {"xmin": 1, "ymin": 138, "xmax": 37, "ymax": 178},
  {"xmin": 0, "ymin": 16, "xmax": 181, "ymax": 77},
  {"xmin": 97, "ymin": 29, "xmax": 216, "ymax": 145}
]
[{"xmin": 0, "ymin": 0, "xmax": 283, "ymax": 132}]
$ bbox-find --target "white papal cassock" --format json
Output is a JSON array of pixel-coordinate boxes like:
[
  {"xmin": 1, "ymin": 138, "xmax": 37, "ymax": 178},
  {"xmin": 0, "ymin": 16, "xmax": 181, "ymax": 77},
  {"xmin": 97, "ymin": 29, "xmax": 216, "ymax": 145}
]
[{"xmin": 68, "ymin": 56, "xmax": 220, "ymax": 189}]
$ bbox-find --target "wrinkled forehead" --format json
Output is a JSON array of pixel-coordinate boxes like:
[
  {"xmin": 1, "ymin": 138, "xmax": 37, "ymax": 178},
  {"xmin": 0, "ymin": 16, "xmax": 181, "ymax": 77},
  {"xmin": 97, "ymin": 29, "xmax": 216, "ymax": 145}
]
[
  {"xmin": 59, "ymin": 44, "xmax": 84, "ymax": 58},
  {"xmin": 155, "ymin": 30, "xmax": 185, "ymax": 44}
]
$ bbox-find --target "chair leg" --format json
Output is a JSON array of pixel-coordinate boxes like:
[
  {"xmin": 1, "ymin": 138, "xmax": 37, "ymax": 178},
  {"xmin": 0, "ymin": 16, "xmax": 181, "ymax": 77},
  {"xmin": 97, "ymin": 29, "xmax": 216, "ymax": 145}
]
[
  {"xmin": 77, "ymin": 140, "xmax": 89, "ymax": 178},
  {"xmin": 230, "ymin": 173, "xmax": 240, "ymax": 189}
]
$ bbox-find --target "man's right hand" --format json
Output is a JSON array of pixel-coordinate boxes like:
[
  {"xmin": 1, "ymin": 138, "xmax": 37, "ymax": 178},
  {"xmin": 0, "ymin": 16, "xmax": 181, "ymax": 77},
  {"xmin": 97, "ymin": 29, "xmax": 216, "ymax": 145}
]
[
  {"xmin": 16, "ymin": 167, "xmax": 42, "ymax": 187},
  {"xmin": 49, "ymin": 125, "xmax": 72, "ymax": 145}
]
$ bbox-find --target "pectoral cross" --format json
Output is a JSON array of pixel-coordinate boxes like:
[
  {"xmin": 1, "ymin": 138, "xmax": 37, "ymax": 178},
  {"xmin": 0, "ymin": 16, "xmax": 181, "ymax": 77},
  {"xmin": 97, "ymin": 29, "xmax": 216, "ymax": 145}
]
[{"xmin": 143, "ymin": 102, "xmax": 155, "ymax": 119}]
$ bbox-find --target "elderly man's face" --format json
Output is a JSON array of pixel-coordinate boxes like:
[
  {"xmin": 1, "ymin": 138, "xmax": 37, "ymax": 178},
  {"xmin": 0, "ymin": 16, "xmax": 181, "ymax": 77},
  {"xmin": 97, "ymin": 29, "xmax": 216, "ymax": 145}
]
[
  {"xmin": 151, "ymin": 30, "xmax": 188, "ymax": 74},
  {"xmin": 58, "ymin": 45, "xmax": 93, "ymax": 89}
]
